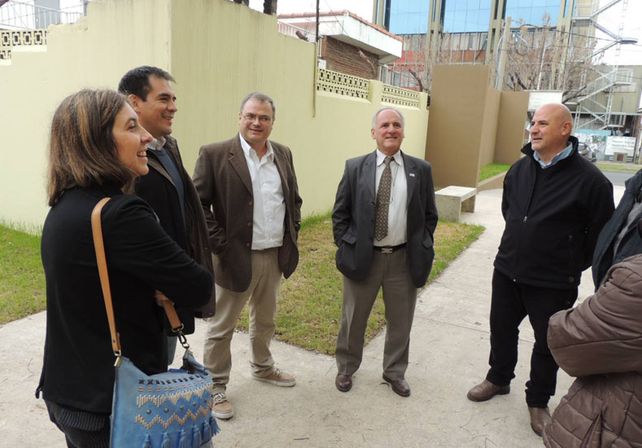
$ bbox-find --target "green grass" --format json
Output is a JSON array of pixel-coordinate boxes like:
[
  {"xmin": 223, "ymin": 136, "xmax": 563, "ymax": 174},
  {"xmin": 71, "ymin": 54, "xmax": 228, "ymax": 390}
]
[
  {"xmin": 596, "ymin": 161, "xmax": 642, "ymax": 174},
  {"xmin": 239, "ymin": 214, "xmax": 484, "ymax": 354},
  {"xmin": 479, "ymin": 163, "xmax": 510, "ymax": 182},
  {"xmin": 0, "ymin": 217, "xmax": 484, "ymax": 355},
  {"xmin": 0, "ymin": 225, "xmax": 46, "ymax": 324}
]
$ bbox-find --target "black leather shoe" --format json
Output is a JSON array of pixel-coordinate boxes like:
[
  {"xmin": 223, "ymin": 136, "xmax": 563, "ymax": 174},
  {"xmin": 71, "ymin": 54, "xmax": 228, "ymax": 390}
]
[
  {"xmin": 466, "ymin": 379, "xmax": 510, "ymax": 402},
  {"xmin": 528, "ymin": 406, "xmax": 551, "ymax": 437},
  {"xmin": 382, "ymin": 375, "xmax": 410, "ymax": 397},
  {"xmin": 335, "ymin": 374, "xmax": 352, "ymax": 392}
]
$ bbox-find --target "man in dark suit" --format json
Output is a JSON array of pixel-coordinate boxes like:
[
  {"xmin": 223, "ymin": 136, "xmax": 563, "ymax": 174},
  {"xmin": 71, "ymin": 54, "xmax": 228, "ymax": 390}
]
[
  {"xmin": 193, "ymin": 92, "xmax": 302, "ymax": 420},
  {"xmin": 332, "ymin": 107, "xmax": 438, "ymax": 398},
  {"xmin": 118, "ymin": 66, "xmax": 215, "ymax": 363}
]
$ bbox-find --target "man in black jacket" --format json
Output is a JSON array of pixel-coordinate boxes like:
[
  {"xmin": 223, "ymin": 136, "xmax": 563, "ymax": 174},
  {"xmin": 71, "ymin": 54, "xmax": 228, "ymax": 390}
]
[
  {"xmin": 466, "ymin": 103, "xmax": 614, "ymax": 437},
  {"xmin": 592, "ymin": 169, "xmax": 642, "ymax": 288},
  {"xmin": 118, "ymin": 66, "xmax": 215, "ymax": 364}
]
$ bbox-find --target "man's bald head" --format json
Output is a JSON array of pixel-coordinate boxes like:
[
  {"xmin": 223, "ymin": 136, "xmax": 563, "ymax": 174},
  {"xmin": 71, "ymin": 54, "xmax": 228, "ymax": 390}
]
[
  {"xmin": 539, "ymin": 103, "xmax": 572, "ymax": 126},
  {"xmin": 529, "ymin": 103, "xmax": 573, "ymax": 162}
]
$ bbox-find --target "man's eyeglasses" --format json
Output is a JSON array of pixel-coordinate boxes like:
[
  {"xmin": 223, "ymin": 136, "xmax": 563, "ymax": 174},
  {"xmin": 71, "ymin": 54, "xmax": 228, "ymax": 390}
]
[{"xmin": 242, "ymin": 113, "xmax": 272, "ymax": 123}]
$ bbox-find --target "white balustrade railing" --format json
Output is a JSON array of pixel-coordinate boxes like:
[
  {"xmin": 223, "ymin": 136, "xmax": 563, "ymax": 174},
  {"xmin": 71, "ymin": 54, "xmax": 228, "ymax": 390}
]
[
  {"xmin": 316, "ymin": 68, "xmax": 370, "ymax": 99},
  {"xmin": 381, "ymin": 84, "xmax": 421, "ymax": 108},
  {"xmin": 0, "ymin": 28, "xmax": 47, "ymax": 60}
]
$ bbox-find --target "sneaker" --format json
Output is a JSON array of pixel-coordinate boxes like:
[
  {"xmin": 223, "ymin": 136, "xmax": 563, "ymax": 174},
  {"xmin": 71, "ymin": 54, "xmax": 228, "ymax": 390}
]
[
  {"xmin": 212, "ymin": 391, "xmax": 234, "ymax": 420},
  {"xmin": 252, "ymin": 368, "xmax": 296, "ymax": 387}
]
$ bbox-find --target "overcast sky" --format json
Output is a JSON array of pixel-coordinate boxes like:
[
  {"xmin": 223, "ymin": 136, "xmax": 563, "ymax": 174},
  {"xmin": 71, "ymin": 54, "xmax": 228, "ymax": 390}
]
[{"xmin": 597, "ymin": 0, "xmax": 642, "ymax": 65}]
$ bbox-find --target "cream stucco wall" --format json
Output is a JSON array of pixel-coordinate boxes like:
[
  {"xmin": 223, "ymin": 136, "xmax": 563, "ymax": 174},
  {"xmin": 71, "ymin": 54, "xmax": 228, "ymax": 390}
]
[
  {"xmin": 0, "ymin": 0, "xmax": 428, "ymax": 231},
  {"xmin": 479, "ymin": 87, "xmax": 500, "ymax": 167},
  {"xmin": 425, "ymin": 65, "xmax": 528, "ymax": 189},
  {"xmin": 0, "ymin": 0, "xmax": 172, "ymax": 231},
  {"xmin": 425, "ymin": 64, "xmax": 492, "ymax": 188},
  {"xmin": 495, "ymin": 91, "xmax": 529, "ymax": 164},
  {"xmin": 169, "ymin": 1, "xmax": 427, "ymax": 217}
]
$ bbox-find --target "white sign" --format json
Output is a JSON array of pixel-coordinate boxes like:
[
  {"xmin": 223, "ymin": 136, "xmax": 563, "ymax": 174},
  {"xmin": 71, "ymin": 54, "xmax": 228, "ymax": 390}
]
[
  {"xmin": 605, "ymin": 136, "xmax": 636, "ymax": 156},
  {"xmin": 527, "ymin": 91, "xmax": 564, "ymax": 111}
]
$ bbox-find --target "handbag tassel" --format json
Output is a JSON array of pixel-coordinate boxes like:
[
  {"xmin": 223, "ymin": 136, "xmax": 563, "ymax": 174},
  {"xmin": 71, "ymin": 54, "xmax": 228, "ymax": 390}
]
[
  {"xmin": 178, "ymin": 429, "xmax": 189, "ymax": 448},
  {"xmin": 210, "ymin": 415, "xmax": 220, "ymax": 436},
  {"xmin": 161, "ymin": 432, "xmax": 171, "ymax": 448},
  {"xmin": 142, "ymin": 434, "xmax": 152, "ymax": 448},
  {"xmin": 192, "ymin": 425, "xmax": 202, "ymax": 447},
  {"xmin": 202, "ymin": 419, "xmax": 212, "ymax": 441}
]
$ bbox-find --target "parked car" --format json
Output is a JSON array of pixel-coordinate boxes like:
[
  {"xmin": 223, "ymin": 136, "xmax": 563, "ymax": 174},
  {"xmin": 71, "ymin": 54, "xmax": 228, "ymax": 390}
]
[{"xmin": 578, "ymin": 142, "xmax": 597, "ymax": 163}]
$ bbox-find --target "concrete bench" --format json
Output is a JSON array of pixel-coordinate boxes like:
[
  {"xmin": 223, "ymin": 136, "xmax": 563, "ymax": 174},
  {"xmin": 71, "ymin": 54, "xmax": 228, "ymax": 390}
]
[{"xmin": 435, "ymin": 186, "xmax": 477, "ymax": 222}]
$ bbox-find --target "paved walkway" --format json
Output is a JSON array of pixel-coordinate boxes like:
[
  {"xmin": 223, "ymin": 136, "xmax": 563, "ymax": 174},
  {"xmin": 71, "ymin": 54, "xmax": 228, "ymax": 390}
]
[{"xmin": 0, "ymin": 188, "xmax": 616, "ymax": 447}]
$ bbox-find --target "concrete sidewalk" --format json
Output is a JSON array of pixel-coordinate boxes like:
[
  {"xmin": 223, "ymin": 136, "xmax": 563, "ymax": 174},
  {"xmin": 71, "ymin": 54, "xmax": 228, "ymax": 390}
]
[{"xmin": 0, "ymin": 188, "xmax": 612, "ymax": 447}]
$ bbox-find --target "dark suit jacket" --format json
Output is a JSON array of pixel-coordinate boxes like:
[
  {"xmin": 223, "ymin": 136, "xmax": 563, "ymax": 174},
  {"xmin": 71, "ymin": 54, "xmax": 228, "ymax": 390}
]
[
  {"xmin": 193, "ymin": 135, "xmax": 302, "ymax": 292},
  {"xmin": 38, "ymin": 186, "xmax": 212, "ymax": 414},
  {"xmin": 332, "ymin": 150, "xmax": 438, "ymax": 288},
  {"xmin": 135, "ymin": 136, "xmax": 215, "ymax": 332}
]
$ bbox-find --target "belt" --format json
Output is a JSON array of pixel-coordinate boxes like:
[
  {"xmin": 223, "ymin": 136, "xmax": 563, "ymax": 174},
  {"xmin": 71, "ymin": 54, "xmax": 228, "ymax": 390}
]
[{"xmin": 373, "ymin": 243, "xmax": 406, "ymax": 254}]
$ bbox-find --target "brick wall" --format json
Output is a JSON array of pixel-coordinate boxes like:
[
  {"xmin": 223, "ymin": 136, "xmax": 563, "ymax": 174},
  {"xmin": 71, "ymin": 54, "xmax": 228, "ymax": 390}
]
[{"xmin": 320, "ymin": 36, "xmax": 379, "ymax": 79}]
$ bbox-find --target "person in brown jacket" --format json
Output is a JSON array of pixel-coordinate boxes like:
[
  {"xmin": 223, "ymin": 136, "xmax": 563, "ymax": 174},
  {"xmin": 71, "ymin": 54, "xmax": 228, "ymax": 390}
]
[
  {"xmin": 193, "ymin": 92, "xmax": 302, "ymax": 421},
  {"xmin": 544, "ymin": 250, "xmax": 642, "ymax": 447}
]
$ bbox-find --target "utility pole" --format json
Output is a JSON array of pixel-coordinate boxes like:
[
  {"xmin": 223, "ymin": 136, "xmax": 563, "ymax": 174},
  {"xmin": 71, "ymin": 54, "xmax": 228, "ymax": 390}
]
[
  {"xmin": 536, "ymin": 26, "xmax": 549, "ymax": 91},
  {"xmin": 315, "ymin": 0, "xmax": 320, "ymax": 42},
  {"xmin": 495, "ymin": 18, "xmax": 511, "ymax": 90},
  {"xmin": 425, "ymin": 0, "xmax": 445, "ymax": 93}
]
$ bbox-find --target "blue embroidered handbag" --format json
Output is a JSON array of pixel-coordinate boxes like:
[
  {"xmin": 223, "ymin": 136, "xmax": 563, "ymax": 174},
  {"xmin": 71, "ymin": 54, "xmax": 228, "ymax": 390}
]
[
  {"xmin": 110, "ymin": 353, "xmax": 217, "ymax": 448},
  {"xmin": 92, "ymin": 198, "xmax": 219, "ymax": 448}
]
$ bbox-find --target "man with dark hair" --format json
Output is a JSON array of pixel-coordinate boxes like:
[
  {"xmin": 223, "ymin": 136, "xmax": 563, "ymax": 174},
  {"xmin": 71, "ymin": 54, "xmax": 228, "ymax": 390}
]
[
  {"xmin": 118, "ymin": 66, "xmax": 176, "ymax": 103},
  {"xmin": 193, "ymin": 92, "xmax": 302, "ymax": 421},
  {"xmin": 118, "ymin": 66, "xmax": 215, "ymax": 364},
  {"xmin": 466, "ymin": 103, "xmax": 614, "ymax": 437}
]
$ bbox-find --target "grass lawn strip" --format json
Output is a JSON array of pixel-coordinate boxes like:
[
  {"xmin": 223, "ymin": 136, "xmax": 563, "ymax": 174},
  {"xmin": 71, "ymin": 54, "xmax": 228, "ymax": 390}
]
[
  {"xmin": 479, "ymin": 163, "xmax": 510, "ymax": 182},
  {"xmin": 0, "ymin": 225, "xmax": 45, "ymax": 325},
  {"xmin": 596, "ymin": 162, "xmax": 641, "ymax": 174},
  {"xmin": 0, "ymin": 217, "xmax": 484, "ymax": 355}
]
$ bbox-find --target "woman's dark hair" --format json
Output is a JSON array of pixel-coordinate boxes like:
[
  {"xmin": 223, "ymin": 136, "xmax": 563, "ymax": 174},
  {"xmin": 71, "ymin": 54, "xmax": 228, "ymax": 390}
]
[{"xmin": 47, "ymin": 89, "xmax": 133, "ymax": 206}]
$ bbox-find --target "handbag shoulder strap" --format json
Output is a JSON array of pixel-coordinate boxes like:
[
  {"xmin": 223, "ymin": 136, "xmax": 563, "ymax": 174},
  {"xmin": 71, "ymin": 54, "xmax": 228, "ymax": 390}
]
[
  {"xmin": 90, "ymin": 197, "xmax": 187, "ymax": 359},
  {"xmin": 91, "ymin": 197, "xmax": 121, "ymax": 357}
]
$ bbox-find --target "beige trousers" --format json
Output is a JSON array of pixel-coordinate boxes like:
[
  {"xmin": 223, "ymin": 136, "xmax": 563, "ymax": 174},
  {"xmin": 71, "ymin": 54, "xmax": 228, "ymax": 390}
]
[
  {"xmin": 335, "ymin": 248, "xmax": 417, "ymax": 380},
  {"xmin": 203, "ymin": 248, "xmax": 282, "ymax": 392}
]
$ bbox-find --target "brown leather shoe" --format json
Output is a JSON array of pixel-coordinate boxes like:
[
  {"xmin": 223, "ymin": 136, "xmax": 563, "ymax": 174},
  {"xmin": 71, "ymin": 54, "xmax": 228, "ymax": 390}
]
[
  {"xmin": 382, "ymin": 375, "xmax": 410, "ymax": 397},
  {"xmin": 528, "ymin": 406, "xmax": 551, "ymax": 437},
  {"xmin": 335, "ymin": 374, "xmax": 352, "ymax": 392},
  {"xmin": 466, "ymin": 379, "xmax": 510, "ymax": 402}
]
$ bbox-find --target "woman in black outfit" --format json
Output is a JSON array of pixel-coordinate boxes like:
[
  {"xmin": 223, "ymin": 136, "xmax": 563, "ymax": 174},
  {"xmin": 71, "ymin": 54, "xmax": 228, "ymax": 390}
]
[{"xmin": 36, "ymin": 89, "xmax": 213, "ymax": 447}]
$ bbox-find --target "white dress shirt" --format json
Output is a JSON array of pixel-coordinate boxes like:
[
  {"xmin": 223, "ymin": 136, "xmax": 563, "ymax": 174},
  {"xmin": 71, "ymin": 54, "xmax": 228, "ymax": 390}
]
[
  {"xmin": 374, "ymin": 149, "xmax": 408, "ymax": 247},
  {"xmin": 239, "ymin": 134, "xmax": 286, "ymax": 250}
]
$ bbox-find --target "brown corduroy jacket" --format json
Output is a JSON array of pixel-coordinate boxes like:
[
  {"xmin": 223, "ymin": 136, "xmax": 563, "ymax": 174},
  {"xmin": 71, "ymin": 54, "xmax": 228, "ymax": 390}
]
[{"xmin": 193, "ymin": 135, "xmax": 302, "ymax": 292}]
